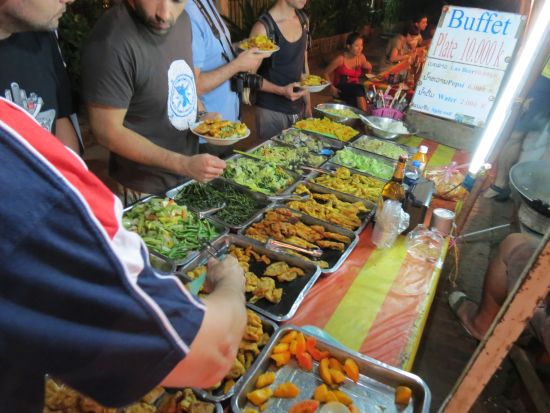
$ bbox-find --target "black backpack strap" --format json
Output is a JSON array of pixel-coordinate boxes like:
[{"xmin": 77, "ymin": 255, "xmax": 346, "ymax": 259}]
[
  {"xmin": 296, "ymin": 9, "xmax": 311, "ymax": 51},
  {"xmin": 258, "ymin": 12, "xmax": 279, "ymax": 44}
]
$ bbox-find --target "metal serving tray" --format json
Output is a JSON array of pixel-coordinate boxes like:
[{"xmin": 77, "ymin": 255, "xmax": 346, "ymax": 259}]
[
  {"xmin": 193, "ymin": 312, "xmax": 278, "ymax": 403},
  {"xmin": 243, "ymin": 139, "xmax": 329, "ymax": 176},
  {"xmin": 350, "ymin": 134, "xmax": 413, "ymax": 161},
  {"xmin": 284, "ymin": 180, "xmax": 375, "ymax": 235},
  {"xmin": 314, "ymin": 102, "xmax": 367, "ymax": 129},
  {"xmin": 178, "ymin": 234, "xmax": 322, "ymax": 322},
  {"xmin": 166, "ymin": 178, "xmax": 272, "ymax": 232},
  {"xmin": 122, "ymin": 196, "xmax": 228, "ymax": 267},
  {"xmin": 329, "ymin": 147, "xmax": 397, "ymax": 181},
  {"xmin": 307, "ymin": 162, "xmax": 386, "ymax": 205},
  {"xmin": 272, "ymin": 127, "xmax": 346, "ymax": 152},
  {"xmin": 232, "ymin": 325, "xmax": 431, "ymax": 413},
  {"xmin": 239, "ymin": 206, "xmax": 358, "ymax": 274},
  {"xmin": 222, "ymin": 154, "xmax": 302, "ymax": 196}
]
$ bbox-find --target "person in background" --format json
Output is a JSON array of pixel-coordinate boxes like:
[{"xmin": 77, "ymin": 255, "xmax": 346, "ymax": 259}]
[
  {"xmin": 82, "ymin": 0, "xmax": 226, "ymax": 205},
  {"xmin": 410, "ymin": 13, "xmax": 428, "ymax": 49},
  {"xmin": 0, "ymin": 27, "xmax": 82, "ymax": 154},
  {"xmin": 449, "ymin": 234, "xmax": 548, "ymax": 353},
  {"xmin": 380, "ymin": 24, "xmax": 420, "ymax": 73},
  {"xmin": 484, "ymin": 57, "xmax": 550, "ymax": 201},
  {"xmin": 0, "ymin": 1, "xmax": 247, "ymax": 411},
  {"xmin": 323, "ymin": 32, "xmax": 372, "ymax": 112},
  {"xmin": 249, "ymin": 0, "xmax": 310, "ymax": 141},
  {"xmin": 185, "ymin": 0, "xmax": 265, "ymax": 155}
]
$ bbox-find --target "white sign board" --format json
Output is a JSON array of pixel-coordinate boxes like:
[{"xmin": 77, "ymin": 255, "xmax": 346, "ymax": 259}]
[{"xmin": 410, "ymin": 6, "xmax": 524, "ymax": 127}]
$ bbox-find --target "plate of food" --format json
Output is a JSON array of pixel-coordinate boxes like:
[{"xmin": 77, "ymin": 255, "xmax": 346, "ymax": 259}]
[
  {"xmin": 239, "ymin": 35, "xmax": 280, "ymax": 54},
  {"xmin": 191, "ymin": 118, "xmax": 250, "ymax": 146},
  {"xmin": 301, "ymin": 74, "xmax": 330, "ymax": 93}
]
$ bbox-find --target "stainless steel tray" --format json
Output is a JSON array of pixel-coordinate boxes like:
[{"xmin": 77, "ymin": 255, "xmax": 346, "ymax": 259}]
[
  {"xmin": 231, "ymin": 325, "xmax": 431, "ymax": 413},
  {"xmin": 329, "ymin": 147, "xmax": 396, "ymax": 181},
  {"xmin": 243, "ymin": 139, "xmax": 329, "ymax": 175},
  {"xmin": 193, "ymin": 312, "xmax": 278, "ymax": 403},
  {"xmin": 307, "ymin": 162, "xmax": 386, "ymax": 204},
  {"xmin": 294, "ymin": 119, "xmax": 362, "ymax": 145},
  {"xmin": 284, "ymin": 180, "xmax": 375, "ymax": 235},
  {"xmin": 222, "ymin": 154, "xmax": 302, "ymax": 196},
  {"xmin": 239, "ymin": 206, "xmax": 358, "ymax": 274},
  {"xmin": 272, "ymin": 127, "xmax": 345, "ymax": 153},
  {"xmin": 166, "ymin": 178, "xmax": 272, "ymax": 232},
  {"xmin": 350, "ymin": 134, "xmax": 413, "ymax": 161},
  {"xmin": 178, "ymin": 234, "xmax": 322, "ymax": 322},
  {"xmin": 122, "ymin": 196, "xmax": 228, "ymax": 267}
]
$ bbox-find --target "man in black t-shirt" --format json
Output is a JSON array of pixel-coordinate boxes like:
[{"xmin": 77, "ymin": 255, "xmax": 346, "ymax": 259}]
[{"xmin": 0, "ymin": 30, "xmax": 82, "ymax": 153}]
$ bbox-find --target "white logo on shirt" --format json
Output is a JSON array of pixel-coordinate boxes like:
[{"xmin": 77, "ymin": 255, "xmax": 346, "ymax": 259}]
[
  {"xmin": 3, "ymin": 82, "xmax": 56, "ymax": 132},
  {"xmin": 167, "ymin": 60, "xmax": 197, "ymax": 130}
]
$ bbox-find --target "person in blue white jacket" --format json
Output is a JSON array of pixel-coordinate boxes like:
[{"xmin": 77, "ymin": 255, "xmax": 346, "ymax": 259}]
[{"xmin": 0, "ymin": 1, "xmax": 247, "ymax": 411}]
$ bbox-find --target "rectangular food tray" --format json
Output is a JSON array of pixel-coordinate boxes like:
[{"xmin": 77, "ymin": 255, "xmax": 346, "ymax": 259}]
[
  {"xmin": 239, "ymin": 206, "xmax": 358, "ymax": 274},
  {"xmin": 122, "ymin": 196, "xmax": 228, "ymax": 267},
  {"xmin": 166, "ymin": 178, "xmax": 272, "ymax": 232},
  {"xmin": 242, "ymin": 139, "xmax": 329, "ymax": 176},
  {"xmin": 232, "ymin": 325, "xmax": 431, "ymax": 413},
  {"xmin": 329, "ymin": 147, "xmax": 397, "ymax": 181},
  {"xmin": 178, "ymin": 234, "xmax": 322, "ymax": 322},
  {"xmin": 284, "ymin": 180, "xmax": 376, "ymax": 235},
  {"xmin": 350, "ymin": 135, "xmax": 414, "ymax": 161},
  {"xmin": 306, "ymin": 163, "xmax": 386, "ymax": 205},
  {"xmin": 296, "ymin": 126, "xmax": 362, "ymax": 145},
  {"xmin": 193, "ymin": 312, "xmax": 278, "ymax": 403},
  {"xmin": 272, "ymin": 127, "xmax": 345, "ymax": 152},
  {"xmin": 222, "ymin": 154, "xmax": 302, "ymax": 196}
]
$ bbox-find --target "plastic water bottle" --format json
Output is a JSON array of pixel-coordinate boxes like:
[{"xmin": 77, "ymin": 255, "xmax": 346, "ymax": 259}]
[{"xmin": 404, "ymin": 160, "xmax": 421, "ymax": 187}]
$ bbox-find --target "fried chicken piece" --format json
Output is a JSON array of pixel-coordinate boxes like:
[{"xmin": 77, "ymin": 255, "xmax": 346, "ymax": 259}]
[
  {"xmin": 225, "ymin": 357, "xmax": 246, "ymax": 379},
  {"xmin": 277, "ymin": 267, "xmax": 305, "ymax": 282},
  {"xmin": 263, "ymin": 261, "xmax": 290, "ymax": 277},
  {"xmin": 244, "ymin": 351, "xmax": 255, "ymax": 368},
  {"xmin": 189, "ymin": 401, "xmax": 215, "ymax": 413},
  {"xmin": 123, "ymin": 402, "xmax": 156, "ymax": 413},
  {"xmin": 321, "ymin": 230, "xmax": 351, "ymax": 244},
  {"xmin": 245, "ymin": 271, "xmax": 259, "ymax": 293},
  {"xmin": 239, "ymin": 341, "xmax": 260, "ymax": 355},
  {"xmin": 259, "ymin": 332, "xmax": 271, "ymax": 346},
  {"xmin": 250, "ymin": 277, "xmax": 283, "ymax": 304},
  {"xmin": 316, "ymin": 239, "xmax": 345, "ymax": 251}
]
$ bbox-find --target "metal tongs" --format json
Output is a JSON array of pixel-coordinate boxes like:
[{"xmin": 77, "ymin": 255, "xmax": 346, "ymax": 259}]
[
  {"xmin": 265, "ymin": 237, "xmax": 323, "ymax": 258},
  {"xmin": 267, "ymin": 192, "xmax": 310, "ymax": 202},
  {"xmin": 196, "ymin": 202, "xmax": 226, "ymax": 219}
]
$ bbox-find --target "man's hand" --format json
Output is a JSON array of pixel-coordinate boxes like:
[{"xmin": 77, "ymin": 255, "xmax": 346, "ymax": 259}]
[
  {"xmin": 282, "ymin": 82, "xmax": 307, "ymax": 101},
  {"xmin": 206, "ymin": 256, "xmax": 245, "ymax": 293},
  {"xmin": 181, "ymin": 154, "xmax": 226, "ymax": 182},
  {"xmin": 235, "ymin": 48, "xmax": 266, "ymax": 73}
]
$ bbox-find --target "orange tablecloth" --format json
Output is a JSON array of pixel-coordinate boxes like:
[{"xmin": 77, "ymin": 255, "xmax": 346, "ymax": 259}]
[{"xmin": 284, "ymin": 137, "xmax": 469, "ymax": 371}]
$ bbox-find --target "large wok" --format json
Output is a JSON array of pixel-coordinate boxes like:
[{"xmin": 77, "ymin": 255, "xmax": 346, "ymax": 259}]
[{"xmin": 509, "ymin": 160, "xmax": 550, "ymax": 217}]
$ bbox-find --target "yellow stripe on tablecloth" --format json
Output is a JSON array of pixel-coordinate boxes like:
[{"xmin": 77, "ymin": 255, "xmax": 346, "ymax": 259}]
[
  {"xmin": 427, "ymin": 143, "xmax": 455, "ymax": 168},
  {"xmin": 323, "ymin": 237, "xmax": 409, "ymax": 351},
  {"xmin": 397, "ymin": 136, "xmax": 423, "ymax": 147}
]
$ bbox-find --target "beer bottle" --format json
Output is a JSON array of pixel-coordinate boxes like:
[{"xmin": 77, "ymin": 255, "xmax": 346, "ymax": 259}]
[{"xmin": 381, "ymin": 155, "xmax": 408, "ymax": 204}]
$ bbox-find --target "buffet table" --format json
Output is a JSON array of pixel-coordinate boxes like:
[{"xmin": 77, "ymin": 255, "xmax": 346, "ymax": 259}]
[{"xmin": 286, "ymin": 136, "xmax": 469, "ymax": 371}]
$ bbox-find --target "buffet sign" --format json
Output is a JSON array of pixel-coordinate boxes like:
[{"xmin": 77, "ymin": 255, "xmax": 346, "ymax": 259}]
[{"xmin": 410, "ymin": 6, "xmax": 524, "ymax": 127}]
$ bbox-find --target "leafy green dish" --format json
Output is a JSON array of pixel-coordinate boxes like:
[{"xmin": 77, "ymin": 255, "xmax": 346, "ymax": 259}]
[
  {"xmin": 123, "ymin": 197, "xmax": 219, "ymax": 261},
  {"xmin": 250, "ymin": 144, "xmax": 326, "ymax": 171},
  {"xmin": 353, "ymin": 137, "xmax": 407, "ymax": 160},
  {"xmin": 223, "ymin": 157, "xmax": 295, "ymax": 195},
  {"xmin": 331, "ymin": 149, "xmax": 394, "ymax": 180}
]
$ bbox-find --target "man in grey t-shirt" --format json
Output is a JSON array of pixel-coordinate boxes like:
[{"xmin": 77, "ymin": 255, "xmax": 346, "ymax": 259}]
[{"xmin": 82, "ymin": 0, "xmax": 226, "ymax": 200}]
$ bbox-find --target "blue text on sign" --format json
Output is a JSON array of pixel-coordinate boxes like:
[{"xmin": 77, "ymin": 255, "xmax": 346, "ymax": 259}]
[{"xmin": 448, "ymin": 9, "xmax": 512, "ymax": 35}]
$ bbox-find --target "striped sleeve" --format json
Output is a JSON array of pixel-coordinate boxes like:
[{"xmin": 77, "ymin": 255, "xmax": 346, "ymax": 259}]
[{"xmin": 0, "ymin": 98, "xmax": 205, "ymax": 406}]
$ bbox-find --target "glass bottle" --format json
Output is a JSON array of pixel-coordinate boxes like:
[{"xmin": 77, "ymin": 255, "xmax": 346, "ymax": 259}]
[{"xmin": 381, "ymin": 154, "xmax": 408, "ymax": 204}]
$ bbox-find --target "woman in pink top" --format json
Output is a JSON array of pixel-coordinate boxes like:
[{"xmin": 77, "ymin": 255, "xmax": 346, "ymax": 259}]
[{"xmin": 323, "ymin": 32, "xmax": 372, "ymax": 111}]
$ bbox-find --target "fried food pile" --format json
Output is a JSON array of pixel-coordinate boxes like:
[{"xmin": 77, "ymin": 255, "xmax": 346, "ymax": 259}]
[
  {"xmin": 193, "ymin": 119, "xmax": 247, "ymax": 139},
  {"xmin": 288, "ymin": 184, "xmax": 369, "ymax": 231},
  {"xmin": 312, "ymin": 167, "xmax": 384, "ymax": 203},
  {"xmin": 229, "ymin": 245, "xmax": 306, "ymax": 304},
  {"xmin": 210, "ymin": 310, "xmax": 271, "ymax": 394},
  {"xmin": 294, "ymin": 117, "xmax": 358, "ymax": 142},
  {"xmin": 301, "ymin": 74, "xmax": 327, "ymax": 86},
  {"xmin": 245, "ymin": 208, "xmax": 352, "ymax": 268},
  {"xmin": 44, "ymin": 379, "xmax": 214, "ymax": 413},
  {"xmin": 240, "ymin": 35, "xmax": 277, "ymax": 51}
]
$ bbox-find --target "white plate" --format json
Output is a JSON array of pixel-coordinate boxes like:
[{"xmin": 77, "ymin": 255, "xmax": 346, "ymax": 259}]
[
  {"xmin": 301, "ymin": 81, "xmax": 331, "ymax": 93},
  {"xmin": 191, "ymin": 122, "xmax": 251, "ymax": 146},
  {"xmin": 238, "ymin": 43, "xmax": 280, "ymax": 55}
]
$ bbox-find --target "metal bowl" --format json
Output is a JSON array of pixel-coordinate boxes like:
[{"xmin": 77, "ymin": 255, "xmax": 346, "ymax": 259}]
[
  {"xmin": 314, "ymin": 103, "xmax": 366, "ymax": 128},
  {"xmin": 360, "ymin": 115, "xmax": 416, "ymax": 140}
]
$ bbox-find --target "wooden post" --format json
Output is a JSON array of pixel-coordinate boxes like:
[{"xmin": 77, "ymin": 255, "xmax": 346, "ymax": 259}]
[{"xmin": 439, "ymin": 230, "xmax": 550, "ymax": 413}]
